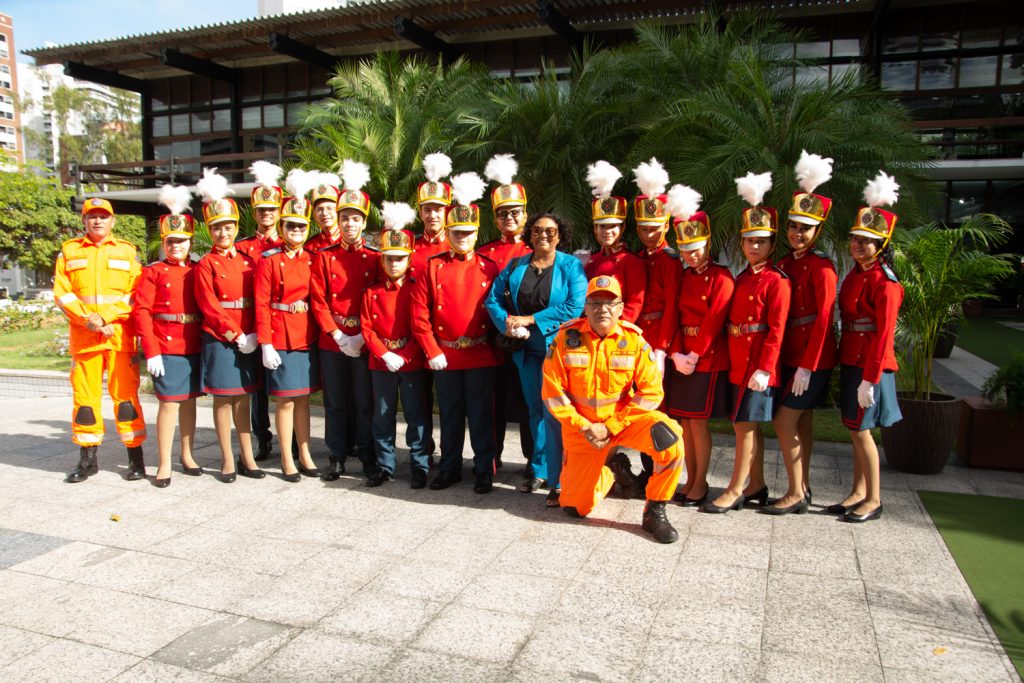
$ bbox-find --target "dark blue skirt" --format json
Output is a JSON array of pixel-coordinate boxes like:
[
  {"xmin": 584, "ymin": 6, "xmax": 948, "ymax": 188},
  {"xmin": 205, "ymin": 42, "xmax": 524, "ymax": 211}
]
[
  {"xmin": 153, "ymin": 353, "xmax": 203, "ymax": 402},
  {"xmin": 201, "ymin": 333, "xmax": 261, "ymax": 396},
  {"xmin": 268, "ymin": 348, "xmax": 322, "ymax": 398},
  {"xmin": 667, "ymin": 369, "xmax": 732, "ymax": 419},
  {"xmin": 779, "ymin": 364, "xmax": 833, "ymax": 410},
  {"xmin": 839, "ymin": 365, "xmax": 902, "ymax": 431},
  {"xmin": 731, "ymin": 383, "xmax": 778, "ymax": 423}
]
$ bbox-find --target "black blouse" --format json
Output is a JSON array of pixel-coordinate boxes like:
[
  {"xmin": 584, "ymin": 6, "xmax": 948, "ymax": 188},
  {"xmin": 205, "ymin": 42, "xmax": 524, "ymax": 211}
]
[{"xmin": 516, "ymin": 261, "xmax": 554, "ymax": 316}]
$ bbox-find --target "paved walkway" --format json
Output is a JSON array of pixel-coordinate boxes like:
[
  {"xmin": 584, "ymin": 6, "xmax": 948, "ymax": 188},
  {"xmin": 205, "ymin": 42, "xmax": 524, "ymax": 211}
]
[
  {"xmin": 0, "ymin": 395, "xmax": 1021, "ymax": 682},
  {"xmin": 934, "ymin": 347, "xmax": 999, "ymax": 398}
]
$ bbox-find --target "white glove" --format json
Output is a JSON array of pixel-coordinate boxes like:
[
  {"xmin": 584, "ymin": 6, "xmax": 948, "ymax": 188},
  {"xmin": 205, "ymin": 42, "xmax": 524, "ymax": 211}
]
[
  {"xmin": 382, "ymin": 351, "xmax": 405, "ymax": 373},
  {"xmin": 262, "ymin": 343, "xmax": 282, "ymax": 370},
  {"xmin": 672, "ymin": 351, "xmax": 698, "ymax": 375},
  {"xmin": 653, "ymin": 349, "xmax": 667, "ymax": 375},
  {"xmin": 340, "ymin": 333, "xmax": 364, "ymax": 358},
  {"xmin": 237, "ymin": 332, "xmax": 258, "ymax": 354},
  {"xmin": 857, "ymin": 380, "xmax": 876, "ymax": 409},
  {"xmin": 791, "ymin": 367, "xmax": 812, "ymax": 397},
  {"xmin": 747, "ymin": 370, "xmax": 770, "ymax": 393},
  {"xmin": 331, "ymin": 329, "xmax": 347, "ymax": 353},
  {"xmin": 511, "ymin": 326, "xmax": 530, "ymax": 339},
  {"xmin": 572, "ymin": 249, "xmax": 591, "ymax": 269},
  {"xmin": 349, "ymin": 332, "xmax": 365, "ymax": 352},
  {"xmin": 428, "ymin": 354, "xmax": 448, "ymax": 371},
  {"xmin": 146, "ymin": 355, "xmax": 165, "ymax": 378}
]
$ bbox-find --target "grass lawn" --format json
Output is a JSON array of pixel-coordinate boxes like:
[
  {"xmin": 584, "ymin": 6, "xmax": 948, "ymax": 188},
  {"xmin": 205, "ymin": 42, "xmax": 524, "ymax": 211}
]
[
  {"xmin": 919, "ymin": 491, "xmax": 1024, "ymax": 678},
  {"xmin": 708, "ymin": 408, "xmax": 880, "ymax": 444},
  {"xmin": 0, "ymin": 326, "xmax": 72, "ymax": 372},
  {"xmin": 956, "ymin": 317, "xmax": 1024, "ymax": 368}
]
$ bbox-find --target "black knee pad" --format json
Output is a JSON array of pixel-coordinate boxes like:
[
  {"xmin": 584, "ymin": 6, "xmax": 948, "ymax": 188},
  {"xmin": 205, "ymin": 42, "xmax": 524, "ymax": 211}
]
[
  {"xmin": 116, "ymin": 401, "xmax": 138, "ymax": 421},
  {"xmin": 74, "ymin": 406, "xmax": 97, "ymax": 426},
  {"xmin": 650, "ymin": 421, "xmax": 679, "ymax": 452}
]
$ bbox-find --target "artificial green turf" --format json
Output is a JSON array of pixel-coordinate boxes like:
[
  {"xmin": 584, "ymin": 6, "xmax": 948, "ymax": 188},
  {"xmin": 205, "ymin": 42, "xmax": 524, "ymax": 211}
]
[
  {"xmin": 918, "ymin": 490, "xmax": 1024, "ymax": 678},
  {"xmin": 955, "ymin": 317, "xmax": 1024, "ymax": 369}
]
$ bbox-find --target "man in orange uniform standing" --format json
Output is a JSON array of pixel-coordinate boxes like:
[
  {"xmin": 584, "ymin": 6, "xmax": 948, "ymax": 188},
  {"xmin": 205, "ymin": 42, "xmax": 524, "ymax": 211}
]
[
  {"xmin": 542, "ymin": 276, "xmax": 682, "ymax": 543},
  {"xmin": 56, "ymin": 198, "xmax": 147, "ymax": 483}
]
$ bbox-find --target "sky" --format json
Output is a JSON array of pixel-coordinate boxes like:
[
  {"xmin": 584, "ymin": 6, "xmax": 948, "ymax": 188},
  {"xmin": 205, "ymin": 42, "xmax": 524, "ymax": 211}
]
[{"xmin": 3, "ymin": 0, "xmax": 256, "ymax": 60}]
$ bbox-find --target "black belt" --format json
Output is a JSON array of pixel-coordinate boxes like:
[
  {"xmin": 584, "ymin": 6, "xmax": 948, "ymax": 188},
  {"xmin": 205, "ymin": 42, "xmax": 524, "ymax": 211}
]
[{"xmin": 728, "ymin": 323, "xmax": 767, "ymax": 337}]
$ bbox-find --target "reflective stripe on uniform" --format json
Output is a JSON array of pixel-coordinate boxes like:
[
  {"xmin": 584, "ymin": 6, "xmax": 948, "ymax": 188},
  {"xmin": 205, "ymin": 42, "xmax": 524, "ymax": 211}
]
[
  {"xmin": 58, "ymin": 292, "xmax": 80, "ymax": 306},
  {"xmin": 108, "ymin": 259, "xmax": 131, "ymax": 271},
  {"xmin": 566, "ymin": 391, "xmax": 627, "ymax": 408},
  {"xmin": 74, "ymin": 433, "xmax": 102, "ymax": 444},
  {"xmin": 65, "ymin": 258, "xmax": 88, "ymax": 270},
  {"xmin": 119, "ymin": 429, "xmax": 147, "ymax": 443},
  {"xmin": 543, "ymin": 393, "xmax": 572, "ymax": 411},
  {"xmin": 630, "ymin": 395, "xmax": 661, "ymax": 411},
  {"xmin": 609, "ymin": 355, "xmax": 635, "ymax": 370},
  {"xmin": 79, "ymin": 294, "xmax": 123, "ymax": 305},
  {"xmin": 563, "ymin": 353, "xmax": 589, "ymax": 367}
]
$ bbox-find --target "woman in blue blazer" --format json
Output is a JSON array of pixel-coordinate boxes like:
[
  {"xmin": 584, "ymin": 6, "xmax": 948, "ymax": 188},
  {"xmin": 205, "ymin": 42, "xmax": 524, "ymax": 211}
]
[{"xmin": 485, "ymin": 212, "xmax": 587, "ymax": 506}]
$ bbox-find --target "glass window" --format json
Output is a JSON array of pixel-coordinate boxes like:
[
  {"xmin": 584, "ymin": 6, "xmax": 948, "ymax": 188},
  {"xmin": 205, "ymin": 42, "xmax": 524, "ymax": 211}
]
[
  {"xmin": 200, "ymin": 137, "xmax": 233, "ymax": 157},
  {"xmin": 149, "ymin": 82, "xmax": 168, "ymax": 112},
  {"xmin": 1001, "ymin": 54, "xmax": 1024, "ymax": 86},
  {"xmin": 263, "ymin": 103, "xmax": 284, "ymax": 128},
  {"xmin": 950, "ymin": 181, "xmax": 986, "ymax": 222},
  {"xmin": 959, "ymin": 56, "xmax": 998, "ymax": 88},
  {"xmin": 286, "ymin": 63, "xmax": 308, "ymax": 97},
  {"xmin": 211, "ymin": 80, "xmax": 231, "ymax": 106},
  {"xmin": 240, "ymin": 70, "xmax": 260, "ymax": 103},
  {"xmin": 171, "ymin": 113, "xmax": 189, "ymax": 136},
  {"xmin": 151, "ymin": 116, "xmax": 169, "ymax": 138},
  {"xmin": 796, "ymin": 41, "xmax": 829, "ymax": 59},
  {"xmin": 795, "ymin": 65, "xmax": 828, "ymax": 86},
  {"xmin": 241, "ymin": 106, "xmax": 261, "ymax": 129},
  {"xmin": 169, "ymin": 78, "xmax": 188, "ymax": 110},
  {"xmin": 189, "ymin": 77, "xmax": 210, "ymax": 107},
  {"xmin": 212, "ymin": 108, "xmax": 231, "ymax": 132},
  {"xmin": 263, "ymin": 65, "xmax": 285, "ymax": 97},
  {"xmin": 287, "ymin": 101, "xmax": 307, "ymax": 126},
  {"xmin": 1001, "ymin": 93, "xmax": 1024, "ymax": 117},
  {"xmin": 191, "ymin": 110, "xmax": 211, "ymax": 134},
  {"xmin": 310, "ymin": 66, "xmax": 332, "ymax": 95},
  {"xmin": 831, "ymin": 62, "xmax": 861, "ymax": 83},
  {"xmin": 919, "ymin": 58, "xmax": 955, "ymax": 90},
  {"xmin": 920, "ymin": 32, "xmax": 957, "ymax": 52},
  {"xmin": 961, "ymin": 28, "xmax": 1001, "ymax": 49},
  {"xmin": 991, "ymin": 180, "xmax": 1024, "ymax": 226},
  {"xmin": 881, "ymin": 61, "xmax": 917, "ymax": 90},
  {"xmin": 882, "ymin": 35, "xmax": 917, "ymax": 55}
]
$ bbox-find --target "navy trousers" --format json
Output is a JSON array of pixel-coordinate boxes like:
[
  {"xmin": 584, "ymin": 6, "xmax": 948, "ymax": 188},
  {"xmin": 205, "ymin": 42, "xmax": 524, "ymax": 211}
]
[
  {"xmin": 433, "ymin": 366, "xmax": 498, "ymax": 476},
  {"xmin": 370, "ymin": 368, "xmax": 429, "ymax": 476},
  {"xmin": 321, "ymin": 348, "xmax": 373, "ymax": 466}
]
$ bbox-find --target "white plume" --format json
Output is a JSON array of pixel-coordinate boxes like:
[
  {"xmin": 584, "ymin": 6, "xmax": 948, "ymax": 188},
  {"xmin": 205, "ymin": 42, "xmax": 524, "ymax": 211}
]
[
  {"xmin": 665, "ymin": 184, "xmax": 702, "ymax": 221},
  {"xmin": 340, "ymin": 159, "xmax": 371, "ymax": 192},
  {"xmin": 422, "ymin": 152, "xmax": 452, "ymax": 183},
  {"xmin": 450, "ymin": 172, "xmax": 486, "ymax": 207},
  {"xmin": 794, "ymin": 150, "xmax": 833, "ymax": 194},
  {"xmin": 285, "ymin": 168, "xmax": 318, "ymax": 199},
  {"xmin": 863, "ymin": 170, "xmax": 900, "ymax": 208},
  {"xmin": 380, "ymin": 201, "xmax": 417, "ymax": 231},
  {"xmin": 196, "ymin": 167, "xmax": 233, "ymax": 203},
  {"xmin": 250, "ymin": 160, "xmax": 283, "ymax": 189},
  {"xmin": 735, "ymin": 171, "xmax": 773, "ymax": 207},
  {"xmin": 484, "ymin": 154, "xmax": 518, "ymax": 186},
  {"xmin": 314, "ymin": 171, "xmax": 341, "ymax": 189},
  {"xmin": 633, "ymin": 157, "xmax": 669, "ymax": 198},
  {"xmin": 158, "ymin": 184, "xmax": 191, "ymax": 215},
  {"xmin": 586, "ymin": 160, "xmax": 622, "ymax": 199}
]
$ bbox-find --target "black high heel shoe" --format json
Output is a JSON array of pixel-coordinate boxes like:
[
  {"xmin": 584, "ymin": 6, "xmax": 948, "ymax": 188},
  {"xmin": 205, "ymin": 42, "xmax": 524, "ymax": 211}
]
[
  {"xmin": 826, "ymin": 499, "xmax": 864, "ymax": 515},
  {"xmin": 844, "ymin": 504, "xmax": 883, "ymax": 523},
  {"xmin": 742, "ymin": 486, "xmax": 769, "ymax": 507},
  {"xmin": 699, "ymin": 494, "xmax": 745, "ymax": 514},
  {"xmin": 676, "ymin": 487, "xmax": 709, "ymax": 508},
  {"xmin": 760, "ymin": 498, "xmax": 809, "ymax": 515},
  {"xmin": 297, "ymin": 462, "xmax": 320, "ymax": 478},
  {"xmin": 282, "ymin": 470, "xmax": 301, "ymax": 483},
  {"xmin": 805, "ymin": 487, "xmax": 813, "ymax": 506},
  {"xmin": 179, "ymin": 459, "xmax": 203, "ymax": 476},
  {"xmin": 219, "ymin": 470, "xmax": 236, "ymax": 483},
  {"xmin": 152, "ymin": 476, "xmax": 171, "ymax": 488},
  {"xmin": 237, "ymin": 459, "xmax": 266, "ymax": 479}
]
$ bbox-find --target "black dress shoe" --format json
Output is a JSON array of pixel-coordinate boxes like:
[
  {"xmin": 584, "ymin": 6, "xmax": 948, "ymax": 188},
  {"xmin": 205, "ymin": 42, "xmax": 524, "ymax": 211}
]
[
  {"xmin": 699, "ymin": 495, "xmax": 745, "ymax": 514},
  {"xmin": 152, "ymin": 476, "xmax": 171, "ymax": 489},
  {"xmin": 321, "ymin": 461, "xmax": 345, "ymax": 481},
  {"xmin": 826, "ymin": 500, "xmax": 864, "ymax": 515},
  {"xmin": 179, "ymin": 459, "xmax": 203, "ymax": 476},
  {"xmin": 675, "ymin": 488, "xmax": 709, "ymax": 508},
  {"xmin": 474, "ymin": 473, "xmax": 493, "ymax": 494},
  {"xmin": 410, "ymin": 469, "xmax": 428, "ymax": 489},
  {"xmin": 760, "ymin": 498, "xmax": 810, "ymax": 515},
  {"xmin": 844, "ymin": 504, "xmax": 883, "ymax": 523},
  {"xmin": 237, "ymin": 459, "xmax": 266, "ymax": 479},
  {"xmin": 429, "ymin": 471, "xmax": 463, "ymax": 490},
  {"xmin": 219, "ymin": 471, "xmax": 236, "ymax": 483},
  {"xmin": 297, "ymin": 463, "xmax": 321, "ymax": 478},
  {"xmin": 742, "ymin": 486, "xmax": 769, "ymax": 507},
  {"xmin": 255, "ymin": 438, "xmax": 272, "ymax": 462},
  {"xmin": 282, "ymin": 470, "xmax": 301, "ymax": 483},
  {"xmin": 366, "ymin": 470, "xmax": 393, "ymax": 487}
]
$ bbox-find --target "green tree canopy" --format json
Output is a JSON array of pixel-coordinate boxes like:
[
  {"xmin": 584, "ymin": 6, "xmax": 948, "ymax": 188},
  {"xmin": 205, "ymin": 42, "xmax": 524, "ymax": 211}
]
[{"xmin": 0, "ymin": 164, "xmax": 80, "ymax": 271}]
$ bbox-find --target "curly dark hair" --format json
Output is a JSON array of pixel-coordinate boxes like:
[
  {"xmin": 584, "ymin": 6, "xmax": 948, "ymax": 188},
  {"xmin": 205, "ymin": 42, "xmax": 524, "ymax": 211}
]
[{"xmin": 523, "ymin": 212, "xmax": 573, "ymax": 252}]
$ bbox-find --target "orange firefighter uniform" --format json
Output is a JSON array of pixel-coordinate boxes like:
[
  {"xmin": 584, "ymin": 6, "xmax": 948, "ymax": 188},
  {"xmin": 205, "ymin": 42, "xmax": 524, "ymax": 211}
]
[{"xmin": 542, "ymin": 317, "xmax": 684, "ymax": 517}]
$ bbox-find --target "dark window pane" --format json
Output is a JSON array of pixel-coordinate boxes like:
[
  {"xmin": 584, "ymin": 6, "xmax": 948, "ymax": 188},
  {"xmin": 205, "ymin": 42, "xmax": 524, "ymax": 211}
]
[
  {"xmin": 287, "ymin": 101, "xmax": 308, "ymax": 126},
  {"xmin": 883, "ymin": 35, "xmax": 917, "ymax": 54},
  {"xmin": 959, "ymin": 56, "xmax": 998, "ymax": 88},
  {"xmin": 832, "ymin": 38, "xmax": 860, "ymax": 57},
  {"xmin": 950, "ymin": 180, "xmax": 986, "ymax": 222},
  {"xmin": 189, "ymin": 77, "xmax": 210, "ymax": 107},
  {"xmin": 150, "ymin": 82, "xmax": 168, "ymax": 112},
  {"xmin": 920, "ymin": 32, "xmax": 957, "ymax": 52},
  {"xmin": 242, "ymin": 106, "xmax": 261, "ymax": 130},
  {"xmin": 151, "ymin": 116, "xmax": 169, "ymax": 138},
  {"xmin": 263, "ymin": 103, "xmax": 285, "ymax": 128},
  {"xmin": 796, "ymin": 65, "xmax": 828, "ymax": 86},
  {"xmin": 882, "ymin": 61, "xmax": 917, "ymax": 90},
  {"xmin": 1001, "ymin": 54, "xmax": 1024, "ymax": 85},
  {"xmin": 200, "ymin": 137, "xmax": 233, "ymax": 157},
  {"xmin": 171, "ymin": 113, "xmax": 189, "ymax": 136},
  {"xmin": 310, "ymin": 65, "xmax": 331, "ymax": 95},
  {"xmin": 796, "ymin": 41, "xmax": 829, "ymax": 59},
  {"xmin": 240, "ymin": 70, "xmax": 260, "ymax": 102},
  {"xmin": 212, "ymin": 108, "xmax": 231, "ymax": 132},
  {"xmin": 263, "ymin": 65, "xmax": 285, "ymax": 97},
  {"xmin": 919, "ymin": 58, "xmax": 955, "ymax": 90},
  {"xmin": 961, "ymin": 28, "xmax": 1001, "ymax": 49},
  {"xmin": 211, "ymin": 80, "xmax": 231, "ymax": 105},
  {"xmin": 169, "ymin": 77, "xmax": 189, "ymax": 110},
  {"xmin": 991, "ymin": 180, "xmax": 1024, "ymax": 225},
  {"xmin": 191, "ymin": 110, "xmax": 212, "ymax": 134},
  {"xmin": 286, "ymin": 63, "xmax": 308, "ymax": 96}
]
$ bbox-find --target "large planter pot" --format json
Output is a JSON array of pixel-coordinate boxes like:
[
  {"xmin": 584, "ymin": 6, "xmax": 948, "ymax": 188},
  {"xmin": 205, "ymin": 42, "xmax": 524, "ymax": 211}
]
[
  {"xmin": 881, "ymin": 392, "xmax": 962, "ymax": 474},
  {"xmin": 957, "ymin": 396, "xmax": 1024, "ymax": 471},
  {"xmin": 933, "ymin": 323, "xmax": 958, "ymax": 360}
]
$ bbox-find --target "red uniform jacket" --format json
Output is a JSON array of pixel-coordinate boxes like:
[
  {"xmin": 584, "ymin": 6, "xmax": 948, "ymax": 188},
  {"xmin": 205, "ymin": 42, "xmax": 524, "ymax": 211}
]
[
  {"xmin": 727, "ymin": 262, "xmax": 791, "ymax": 387},
  {"xmin": 478, "ymin": 236, "xmax": 531, "ymax": 273},
  {"xmin": 777, "ymin": 250, "xmax": 839, "ymax": 371},
  {"xmin": 410, "ymin": 232, "xmax": 448, "ymax": 277},
  {"xmin": 670, "ymin": 262, "xmax": 734, "ymax": 373},
  {"xmin": 309, "ymin": 239, "xmax": 381, "ymax": 351},
  {"xmin": 194, "ymin": 248, "xmax": 257, "ymax": 342},
  {"xmin": 637, "ymin": 245, "xmax": 681, "ymax": 351},
  {"xmin": 133, "ymin": 259, "xmax": 202, "ymax": 358},
  {"xmin": 305, "ymin": 229, "xmax": 342, "ymax": 253},
  {"xmin": 838, "ymin": 261, "xmax": 903, "ymax": 384},
  {"xmin": 411, "ymin": 251, "xmax": 502, "ymax": 371},
  {"xmin": 254, "ymin": 247, "xmax": 317, "ymax": 351},
  {"xmin": 361, "ymin": 276, "xmax": 426, "ymax": 372},
  {"xmin": 235, "ymin": 232, "xmax": 283, "ymax": 262},
  {"xmin": 584, "ymin": 247, "xmax": 647, "ymax": 323}
]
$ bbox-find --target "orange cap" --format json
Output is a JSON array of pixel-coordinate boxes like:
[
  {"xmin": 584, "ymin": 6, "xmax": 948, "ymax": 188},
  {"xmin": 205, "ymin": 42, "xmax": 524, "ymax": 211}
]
[
  {"xmin": 82, "ymin": 197, "xmax": 114, "ymax": 216},
  {"xmin": 586, "ymin": 275, "xmax": 622, "ymax": 300}
]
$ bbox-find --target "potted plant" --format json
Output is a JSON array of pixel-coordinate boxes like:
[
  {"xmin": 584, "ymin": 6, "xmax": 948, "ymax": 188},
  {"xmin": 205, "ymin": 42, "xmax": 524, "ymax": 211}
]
[
  {"xmin": 958, "ymin": 354, "xmax": 1024, "ymax": 470},
  {"xmin": 882, "ymin": 214, "xmax": 1016, "ymax": 474}
]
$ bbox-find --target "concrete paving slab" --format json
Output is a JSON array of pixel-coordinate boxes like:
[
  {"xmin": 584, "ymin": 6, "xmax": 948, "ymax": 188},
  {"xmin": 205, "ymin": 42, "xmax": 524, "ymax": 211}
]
[
  {"xmin": 411, "ymin": 603, "xmax": 533, "ymax": 663},
  {"xmin": 246, "ymin": 629, "xmax": 396, "ymax": 682},
  {"xmin": 151, "ymin": 614, "xmax": 297, "ymax": 678},
  {"xmin": 0, "ymin": 639, "xmax": 139, "ymax": 682}
]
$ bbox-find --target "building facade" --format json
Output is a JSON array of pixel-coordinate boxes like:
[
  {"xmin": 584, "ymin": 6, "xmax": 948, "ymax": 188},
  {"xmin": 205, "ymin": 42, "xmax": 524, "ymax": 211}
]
[{"xmin": 0, "ymin": 13, "xmax": 23, "ymax": 167}]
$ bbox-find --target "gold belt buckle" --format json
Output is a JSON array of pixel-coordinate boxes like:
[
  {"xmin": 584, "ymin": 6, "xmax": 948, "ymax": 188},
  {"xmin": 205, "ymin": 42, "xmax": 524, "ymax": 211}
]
[
  {"xmin": 289, "ymin": 300, "xmax": 308, "ymax": 313},
  {"xmin": 728, "ymin": 325, "xmax": 740, "ymax": 337},
  {"xmin": 684, "ymin": 326, "xmax": 700, "ymax": 337},
  {"xmin": 455, "ymin": 336, "xmax": 472, "ymax": 349}
]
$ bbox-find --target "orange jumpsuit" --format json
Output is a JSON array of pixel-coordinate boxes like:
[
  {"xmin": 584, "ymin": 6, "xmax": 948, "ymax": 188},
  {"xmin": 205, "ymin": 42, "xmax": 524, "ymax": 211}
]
[
  {"xmin": 53, "ymin": 234, "xmax": 146, "ymax": 447},
  {"xmin": 542, "ymin": 318, "xmax": 684, "ymax": 516}
]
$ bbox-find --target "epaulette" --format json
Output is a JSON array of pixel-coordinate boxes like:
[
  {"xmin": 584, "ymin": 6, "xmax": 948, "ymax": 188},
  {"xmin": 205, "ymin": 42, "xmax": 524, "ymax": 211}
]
[
  {"xmin": 364, "ymin": 245, "xmax": 380, "ymax": 253},
  {"xmin": 112, "ymin": 236, "xmax": 138, "ymax": 251},
  {"xmin": 261, "ymin": 248, "xmax": 282, "ymax": 258},
  {"xmin": 426, "ymin": 251, "xmax": 448, "ymax": 262},
  {"xmin": 476, "ymin": 252, "xmax": 497, "ymax": 265},
  {"xmin": 620, "ymin": 320, "xmax": 644, "ymax": 333},
  {"xmin": 663, "ymin": 246, "xmax": 677, "ymax": 256},
  {"xmin": 772, "ymin": 266, "xmax": 789, "ymax": 279},
  {"xmin": 881, "ymin": 262, "xmax": 899, "ymax": 283},
  {"xmin": 236, "ymin": 235, "xmax": 255, "ymax": 242},
  {"xmin": 557, "ymin": 318, "xmax": 587, "ymax": 332}
]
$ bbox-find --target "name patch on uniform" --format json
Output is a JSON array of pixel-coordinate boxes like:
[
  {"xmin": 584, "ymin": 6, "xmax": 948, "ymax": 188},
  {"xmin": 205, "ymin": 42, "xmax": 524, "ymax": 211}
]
[
  {"xmin": 65, "ymin": 258, "xmax": 88, "ymax": 271},
  {"xmin": 609, "ymin": 355, "xmax": 635, "ymax": 370},
  {"xmin": 108, "ymin": 259, "xmax": 131, "ymax": 271},
  {"xmin": 564, "ymin": 353, "xmax": 590, "ymax": 367}
]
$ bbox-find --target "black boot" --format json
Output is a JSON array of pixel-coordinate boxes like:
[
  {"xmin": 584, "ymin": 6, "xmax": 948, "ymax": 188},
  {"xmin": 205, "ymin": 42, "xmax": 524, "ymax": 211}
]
[
  {"xmin": 125, "ymin": 446, "xmax": 146, "ymax": 481},
  {"xmin": 608, "ymin": 451, "xmax": 642, "ymax": 499},
  {"xmin": 66, "ymin": 446, "xmax": 98, "ymax": 483},
  {"xmin": 642, "ymin": 501, "xmax": 679, "ymax": 544}
]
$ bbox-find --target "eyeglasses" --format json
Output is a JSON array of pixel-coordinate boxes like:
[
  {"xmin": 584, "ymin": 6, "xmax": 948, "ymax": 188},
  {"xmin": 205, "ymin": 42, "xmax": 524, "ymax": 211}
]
[
  {"xmin": 584, "ymin": 300, "xmax": 624, "ymax": 310},
  {"xmin": 496, "ymin": 209, "xmax": 523, "ymax": 220},
  {"xmin": 530, "ymin": 227, "xmax": 558, "ymax": 238}
]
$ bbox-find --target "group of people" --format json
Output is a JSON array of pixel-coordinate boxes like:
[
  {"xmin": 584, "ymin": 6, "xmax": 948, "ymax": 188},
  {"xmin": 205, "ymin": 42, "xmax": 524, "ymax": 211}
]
[{"xmin": 53, "ymin": 150, "xmax": 903, "ymax": 544}]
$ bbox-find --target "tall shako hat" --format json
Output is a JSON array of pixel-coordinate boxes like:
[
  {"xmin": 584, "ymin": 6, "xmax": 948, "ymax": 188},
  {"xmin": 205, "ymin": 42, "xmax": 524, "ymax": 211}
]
[
  {"xmin": 445, "ymin": 172, "xmax": 485, "ymax": 232},
  {"xmin": 280, "ymin": 168, "xmax": 318, "ymax": 225},
  {"xmin": 418, "ymin": 152, "xmax": 453, "ymax": 207},
  {"xmin": 736, "ymin": 171, "xmax": 777, "ymax": 237},
  {"xmin": 632, "ymin": 157, "xmax": 670, "ymax": 227},
  {"xmin": 588, "ymin": 160, "xmax": 627, "ymax": 225},
  {"xmin": 379, "ymin": 201, "xmax": 417, "ymax": 256},
  {"xmin": 789, "ymin": 150, "xmax": 834, "ymax": 228},
  {"xmin": 337, "ymin": 159, "xmax": 372, "ymax": 216},
  {"xmin": 311, "ymin": 171, "xmax": 342, "ymax": 205},
  {"xmin": 250, "ymin": 161, "xmax": 284, "ymax": 209},
  {"xmin": 666, "ymin": 184, "xmax": 707, "ymax": 253},
  {"xmin": 197, "ymin": 167, "xmax": 238, "ymax": 226},
  {"xmin": 157, "ymin": 184, "xmax": 194, "ymax": 239},
  {"xmin": 485, "ymin": 153, "xmax": 527, "ymax": 213},
  {"xmin": 850, "ymin": 171, "xmax": 899, "ymax": 248}
]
